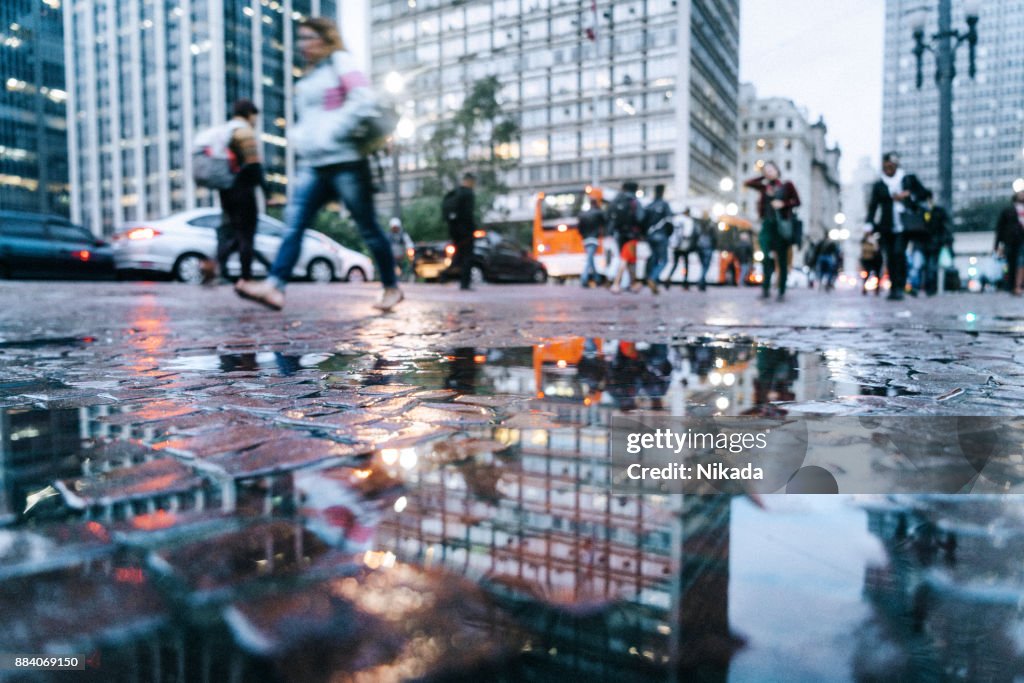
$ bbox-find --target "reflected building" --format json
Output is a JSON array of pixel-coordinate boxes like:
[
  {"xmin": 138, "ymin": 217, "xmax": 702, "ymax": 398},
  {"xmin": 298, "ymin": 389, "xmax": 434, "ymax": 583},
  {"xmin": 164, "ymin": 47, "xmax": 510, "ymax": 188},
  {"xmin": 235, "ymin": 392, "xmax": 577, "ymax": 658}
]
[
  {"xmin": 63, "ymin": 1, "xmax": 340, "ymax": 235},
  {"xmin": 0, "ymin": 0, "xmax": 69, "ymax": 216},
  {"xmin": 368, "ymin": 0, "xmax": 740, "ymax": 216}
]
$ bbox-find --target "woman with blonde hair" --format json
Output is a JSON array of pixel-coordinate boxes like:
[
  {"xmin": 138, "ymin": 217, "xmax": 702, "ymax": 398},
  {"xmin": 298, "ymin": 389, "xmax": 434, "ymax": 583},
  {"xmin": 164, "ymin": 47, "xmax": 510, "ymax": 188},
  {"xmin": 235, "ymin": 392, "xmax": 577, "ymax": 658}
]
[{"xmin": 237, "ymin": 17, "xmax": 402, "ymax": 311}]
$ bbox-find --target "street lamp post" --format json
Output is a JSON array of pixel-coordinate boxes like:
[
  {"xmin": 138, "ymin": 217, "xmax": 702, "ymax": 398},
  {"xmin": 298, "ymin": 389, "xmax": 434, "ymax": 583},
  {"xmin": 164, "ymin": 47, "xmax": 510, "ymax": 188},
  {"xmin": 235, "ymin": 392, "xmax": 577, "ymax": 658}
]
[{"xmin": 909, "ymin": 0, "xmax": 979, "ymax": 213}]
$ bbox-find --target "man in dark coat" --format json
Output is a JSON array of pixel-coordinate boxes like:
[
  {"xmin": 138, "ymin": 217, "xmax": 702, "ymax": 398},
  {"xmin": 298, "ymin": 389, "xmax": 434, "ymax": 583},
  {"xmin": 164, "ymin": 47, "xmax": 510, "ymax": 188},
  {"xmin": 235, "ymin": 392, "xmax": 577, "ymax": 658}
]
[
  {"xmin": 994, "ymin": 188, "xmax": 1024, "ymax": 296},
  {"xmin": 447, "ymin": 172, "xmax": 477, "ymax": 290},
  {"xmin": 865, "ymin": 152, "xmax": 930, "ymax": 301}
]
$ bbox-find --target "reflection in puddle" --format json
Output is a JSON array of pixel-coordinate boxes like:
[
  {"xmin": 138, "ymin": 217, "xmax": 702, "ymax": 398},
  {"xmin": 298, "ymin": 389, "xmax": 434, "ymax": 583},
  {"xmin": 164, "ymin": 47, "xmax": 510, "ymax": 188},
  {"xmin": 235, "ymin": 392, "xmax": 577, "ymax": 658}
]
[{"xmin": 0, "ymin": 336, "xmax": 1017, "ymax": 680}]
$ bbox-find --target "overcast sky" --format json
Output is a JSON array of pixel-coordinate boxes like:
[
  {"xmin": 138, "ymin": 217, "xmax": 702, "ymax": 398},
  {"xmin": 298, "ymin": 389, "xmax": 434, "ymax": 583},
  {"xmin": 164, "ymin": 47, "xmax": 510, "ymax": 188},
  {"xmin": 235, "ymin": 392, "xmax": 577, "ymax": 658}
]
[{"xmin": 740, "ymin": 1, "xmax": 886, "ymax": 183}]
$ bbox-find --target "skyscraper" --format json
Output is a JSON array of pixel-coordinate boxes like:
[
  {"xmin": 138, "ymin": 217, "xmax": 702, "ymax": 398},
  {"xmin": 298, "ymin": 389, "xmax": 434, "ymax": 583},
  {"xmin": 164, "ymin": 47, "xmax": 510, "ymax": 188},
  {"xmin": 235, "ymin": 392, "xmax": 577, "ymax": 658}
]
[
  {"xmin": 369, "ymin": 0, "xmax": 739, "ymax": 216},
  {"xmin": 881, "ymin": 0, "xmax": 1024, "ymax": 221},
  {"xmin": 64, "ymin": 0, "xmax": 340, "ymax": 235},
  {"xmin": 0, "ymin": 0, "xmax": 69, "ymax": 217}
]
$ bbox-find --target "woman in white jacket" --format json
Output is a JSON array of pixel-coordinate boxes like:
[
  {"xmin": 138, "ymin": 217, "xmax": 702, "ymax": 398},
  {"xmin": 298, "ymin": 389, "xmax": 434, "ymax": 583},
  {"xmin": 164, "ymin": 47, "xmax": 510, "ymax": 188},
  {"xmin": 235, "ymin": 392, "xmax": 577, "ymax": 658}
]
[{"xmin": 237, "ymin": 17, "xmax": 402, "ymax": 311}]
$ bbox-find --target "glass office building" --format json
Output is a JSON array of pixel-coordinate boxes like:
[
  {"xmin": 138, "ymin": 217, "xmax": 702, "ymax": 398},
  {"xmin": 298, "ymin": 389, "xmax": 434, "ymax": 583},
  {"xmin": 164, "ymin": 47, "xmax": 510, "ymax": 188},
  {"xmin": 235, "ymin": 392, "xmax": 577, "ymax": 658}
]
[
  {"xmin": 369, "ymin": 0, "xmax": 740, "ymax": 216},
  {"xmin": 0, "ymin": 0, "xmax": 69, "ymax": 217},
  {"xmin": 64, "ymin": 0, "xmax": 339, "ymax": 235}
]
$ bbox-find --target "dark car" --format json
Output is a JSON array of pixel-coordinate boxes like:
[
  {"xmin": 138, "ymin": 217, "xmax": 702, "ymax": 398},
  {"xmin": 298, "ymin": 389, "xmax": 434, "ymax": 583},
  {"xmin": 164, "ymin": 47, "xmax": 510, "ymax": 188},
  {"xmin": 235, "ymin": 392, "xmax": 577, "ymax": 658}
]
[
  {"xmin": 414, "ymin": 232, "xmax": 547, "ymax": 285},
  {"xmin": 0, "ymin": 211, "xmax": 115, "ymax": 279}
]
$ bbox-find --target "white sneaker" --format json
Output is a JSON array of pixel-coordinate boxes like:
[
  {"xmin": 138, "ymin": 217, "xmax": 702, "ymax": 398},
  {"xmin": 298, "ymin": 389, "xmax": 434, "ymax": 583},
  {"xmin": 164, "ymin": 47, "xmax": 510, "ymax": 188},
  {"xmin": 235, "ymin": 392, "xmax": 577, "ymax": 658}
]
[{"xmin": 373, "ymin": 287, "xmax": 404, "ymax": 312}]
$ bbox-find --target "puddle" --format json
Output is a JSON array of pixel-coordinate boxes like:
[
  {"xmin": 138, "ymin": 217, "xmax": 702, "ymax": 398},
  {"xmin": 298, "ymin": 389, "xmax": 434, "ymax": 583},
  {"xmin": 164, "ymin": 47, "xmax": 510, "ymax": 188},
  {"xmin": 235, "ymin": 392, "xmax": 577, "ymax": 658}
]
[{"xmin": 0, "ymin": 336, "xmax": 1017, "ymax": 679}]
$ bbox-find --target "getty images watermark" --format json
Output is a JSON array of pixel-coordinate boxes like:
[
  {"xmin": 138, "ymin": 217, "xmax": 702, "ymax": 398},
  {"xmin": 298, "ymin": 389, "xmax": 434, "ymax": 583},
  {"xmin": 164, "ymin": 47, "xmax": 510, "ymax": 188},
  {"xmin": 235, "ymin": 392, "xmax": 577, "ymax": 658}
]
[{"xmin": 610, "ymin": 416, "xmax": 1024, "ymax": 495}]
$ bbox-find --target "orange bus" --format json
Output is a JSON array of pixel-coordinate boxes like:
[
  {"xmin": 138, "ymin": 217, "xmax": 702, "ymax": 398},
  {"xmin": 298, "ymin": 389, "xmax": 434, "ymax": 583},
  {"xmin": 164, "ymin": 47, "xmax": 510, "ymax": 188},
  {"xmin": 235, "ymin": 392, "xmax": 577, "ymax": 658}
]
[{"xmin": 532, "ymin": 186, "xmax": 612, "ymax": 281}]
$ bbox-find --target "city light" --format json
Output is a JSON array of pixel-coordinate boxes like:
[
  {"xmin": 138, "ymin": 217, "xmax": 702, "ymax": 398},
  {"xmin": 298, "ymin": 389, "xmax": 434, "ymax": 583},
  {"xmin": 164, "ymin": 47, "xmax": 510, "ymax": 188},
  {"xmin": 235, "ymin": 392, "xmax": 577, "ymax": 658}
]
[
  {"xmin": 384, "ymin": 71, "xmax": 405, "ymax": 95},
  {"xmin": 1013, "ymin": 178, "xmax": 1024, "ymax": 194},
  {"xmin": 396, "ymin": 116, "xmax": 415, "ymax": 139},
  {"xmin": 719, "ymin": 177, "xmax": 735, "ymax": 192},
  {"xmin": 726, "ymin": 202, "xmax": 738, "ymax": 216},
  {"xmin": 834, "ymin": 212, "xmax": 846, "ymax": 225}
]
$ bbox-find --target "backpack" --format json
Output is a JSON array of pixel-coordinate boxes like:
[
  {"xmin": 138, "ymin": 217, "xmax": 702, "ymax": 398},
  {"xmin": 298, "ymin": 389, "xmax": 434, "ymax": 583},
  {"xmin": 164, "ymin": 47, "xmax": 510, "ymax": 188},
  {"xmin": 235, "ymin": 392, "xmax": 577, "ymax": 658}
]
[
  {"xmin": 329, "ymin": 52, "xmax": 399, "ymax": 155},
  {"xmin": 191, "ymin": 121, "xmax": 243, "ymax": 190},
  {"xmin": 645, "ymin": 200, "xmax": 673, "ymax": 238},
  {"xmin": 441, "ymin": 189, "xmax": 460, "ymax": 228},
  {"xmin": 609, "ymin": 194, "xmax": 638, "ymax": 237}
]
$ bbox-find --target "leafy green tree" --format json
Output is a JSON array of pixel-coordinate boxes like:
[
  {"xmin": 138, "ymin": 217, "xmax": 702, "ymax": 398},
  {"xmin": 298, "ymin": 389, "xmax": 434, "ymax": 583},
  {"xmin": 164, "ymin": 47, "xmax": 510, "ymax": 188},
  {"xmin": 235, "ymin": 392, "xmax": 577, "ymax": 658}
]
[
  {"xmin": 404, "ymin": 76, "xmax": 520, "ymax": 240},
  {"xmin": 267, "ymin": 204, "xmax": 368, "ymax": 254}
]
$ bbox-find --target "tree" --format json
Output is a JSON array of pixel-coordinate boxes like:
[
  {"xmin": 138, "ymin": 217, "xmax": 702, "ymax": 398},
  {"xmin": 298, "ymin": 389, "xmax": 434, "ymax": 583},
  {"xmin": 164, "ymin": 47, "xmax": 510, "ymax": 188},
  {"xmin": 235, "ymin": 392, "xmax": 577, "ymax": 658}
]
[
  {"xmin": 404, "ymin": 76, "xmax": 520, "ymax": 241},
  {"xmin": 267, "ymin": 204, "xmax": 368, "ymax": 254}
]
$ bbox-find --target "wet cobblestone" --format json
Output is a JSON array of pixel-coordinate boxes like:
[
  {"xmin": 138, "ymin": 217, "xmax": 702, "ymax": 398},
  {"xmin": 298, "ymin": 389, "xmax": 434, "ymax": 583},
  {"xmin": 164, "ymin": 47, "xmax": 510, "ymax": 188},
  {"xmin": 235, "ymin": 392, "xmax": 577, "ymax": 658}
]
[{"xmin": 0, "ymin": 281, "xmax": 1022, "ymax": 681}]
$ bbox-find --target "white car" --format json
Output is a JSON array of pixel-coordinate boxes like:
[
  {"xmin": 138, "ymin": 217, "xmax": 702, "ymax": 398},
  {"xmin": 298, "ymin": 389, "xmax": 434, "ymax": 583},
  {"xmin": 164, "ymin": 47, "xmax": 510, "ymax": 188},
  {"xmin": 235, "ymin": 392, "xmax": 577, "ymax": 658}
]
[{"xmin": 111, "ymin": 208, "xmax": 374, "ymax": 284}]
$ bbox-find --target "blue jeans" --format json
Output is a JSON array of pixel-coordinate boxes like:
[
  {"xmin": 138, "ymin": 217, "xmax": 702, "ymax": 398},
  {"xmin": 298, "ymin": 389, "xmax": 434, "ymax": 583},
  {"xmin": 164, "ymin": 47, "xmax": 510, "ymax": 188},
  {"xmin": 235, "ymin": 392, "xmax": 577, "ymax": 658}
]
[
  {"xmin": 816, "ymin": 254, "xmax": 837, "ymax": 288},
  {"xmin": 697, "ymin": 248, "xmax": 713, "ymax": 288},
  {"xmin": 645, "ymin": 234, "xmax": 669, "ymax": 283},
  {"xmin": 581, "ymin": 240, "xmax": 599, "ymax": 287},
  {"xmin": 269, "ymin": 159, "xmax": 396, "ymax": 289}
]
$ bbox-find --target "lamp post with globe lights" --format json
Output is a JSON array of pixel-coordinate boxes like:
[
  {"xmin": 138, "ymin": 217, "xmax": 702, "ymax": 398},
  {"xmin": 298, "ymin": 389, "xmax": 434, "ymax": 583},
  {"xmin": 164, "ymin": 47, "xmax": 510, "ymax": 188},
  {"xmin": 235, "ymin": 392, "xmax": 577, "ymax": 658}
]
[{"xmin": 907, "ymin": 0, "xmax": 980, "ymax": 214}]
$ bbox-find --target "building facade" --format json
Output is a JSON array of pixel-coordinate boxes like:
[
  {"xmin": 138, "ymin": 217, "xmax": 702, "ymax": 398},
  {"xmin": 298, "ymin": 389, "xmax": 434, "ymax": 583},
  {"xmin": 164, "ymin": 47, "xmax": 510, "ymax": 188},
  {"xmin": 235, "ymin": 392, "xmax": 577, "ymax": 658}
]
[
  {"xmin": 368, "ymin": 0, "xmax": 740, "ymax": 218},
  {"xmin": 736, "ymin": 83, "xmax": 842, "ymax": 244},
  {"xmin": 64, "ymin": 0, "xmax": 342, "ymax": 235},
  {"xmin": 0, "ymin": 0, "xmax": 69, "ymax": 217},
  {"xmin": 881, "ymin": 0, "xmax": 1024, "ymax": 220}
]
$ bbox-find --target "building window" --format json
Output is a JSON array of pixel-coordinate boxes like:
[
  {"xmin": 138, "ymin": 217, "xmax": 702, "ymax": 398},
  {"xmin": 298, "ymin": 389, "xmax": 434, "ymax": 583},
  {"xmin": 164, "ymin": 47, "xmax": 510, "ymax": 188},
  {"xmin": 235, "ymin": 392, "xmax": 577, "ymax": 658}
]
[
  {"xmin": 786, "ymin": 119, "xmax": 793, "ymax": 129},
  {"xmin": 768, "ymin": 120, "xmax": 775, "ymax": 130}
]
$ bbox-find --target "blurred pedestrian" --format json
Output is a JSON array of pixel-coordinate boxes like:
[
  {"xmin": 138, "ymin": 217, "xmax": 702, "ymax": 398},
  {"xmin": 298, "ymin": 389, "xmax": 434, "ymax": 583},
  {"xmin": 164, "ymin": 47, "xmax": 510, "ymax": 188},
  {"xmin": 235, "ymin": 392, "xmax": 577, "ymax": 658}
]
[
  {"xmin": 197, "ymin": 99, "xmax": 268, "ymax": 287},
  {"xmin": 994, "ymin": 186, "xmax": 1024, "ymax": 296},
  {"xmin": 919, "ymin": 191, "xmax": 950, "ymax": 296},
  {"xmin": 859, "ymin": 230, "xmax": 882, "ymax": 296},
  {"xmin": 642, "ymin": 184, "xmax": 673, "ymax": 293},
  {"xmin": 815, "ymin": 234, "xmax": 839, "ymax": 292},
  {"xmin": 387, "ymin": 217, "xmax": 414, "ymax": 282},
  {"xmin": 865, "ymin": 152, "xmax": 929, "ymax": 301},
  {"xmin": 578, "ymin": 189, "xmax": 606, "ymax": 288},
  {"xmin": 736, "ymin": 230, "xmax": 754, "ymax": 286},
  {"xmin": 692, "ymin": 211, "xmax": 717, "ymax": 292},
  {"xmin": 665, "ymin": 208, "xmax": 695, "ymax": 289},
  {"xmin": 236, "ymin": 17, "xmax": 402, "ymax": 311},
  {"xmin": 442, "ymin": 172, "xmax": 478, "ymax": 290},
  {"xmin": 607, "ymin": 181, "xmax": 644, "ymax": 294},
  {"xmin": 745, "ymin": 161, "xmax": 801, "ymax": 301}
]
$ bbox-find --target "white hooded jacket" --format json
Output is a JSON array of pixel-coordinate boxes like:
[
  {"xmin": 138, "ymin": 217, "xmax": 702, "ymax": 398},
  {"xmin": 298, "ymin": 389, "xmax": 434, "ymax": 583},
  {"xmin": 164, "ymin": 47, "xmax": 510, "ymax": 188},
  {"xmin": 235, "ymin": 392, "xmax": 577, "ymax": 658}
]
[{"xmin": 287, "ymin": 50, "xmax": 376, "ymax": 167}]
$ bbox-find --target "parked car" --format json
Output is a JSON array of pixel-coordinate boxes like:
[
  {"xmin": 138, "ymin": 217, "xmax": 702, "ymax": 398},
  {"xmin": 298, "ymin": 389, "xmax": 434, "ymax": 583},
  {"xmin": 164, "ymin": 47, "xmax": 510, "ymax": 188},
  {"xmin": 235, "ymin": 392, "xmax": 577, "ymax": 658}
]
[
  {"xmin": 111, "ymin": 208, "xmax": 374, "ymax": 284},
  {"xmin": 0, "ymin": 211, "xmax": 115, "ymax": 279},
  {"xmin": 414, "ymin": 232, "xmax": 547, "ymax": 284}
]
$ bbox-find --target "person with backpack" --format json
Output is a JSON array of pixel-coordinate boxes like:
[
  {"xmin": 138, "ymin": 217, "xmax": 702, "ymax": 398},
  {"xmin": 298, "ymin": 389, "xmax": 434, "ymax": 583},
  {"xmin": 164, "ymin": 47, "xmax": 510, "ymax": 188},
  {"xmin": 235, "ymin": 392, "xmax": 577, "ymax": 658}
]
[
  {"xmin": 443, "ymin": 172, "xmax": 477, "ymax": 290},
  {"xmin": 607, "ymin": 181, "xmax": 644, "ymax": 294},
  {"xmin": 236, "ymin": 17, "xmax": 401, "ymax": 311},
  {"xmin": 193, "ymin": 99, "xmax": 268, "ymax": 286},
  {"xmin": 642, "ymin": 184, "xmax": 673, "ymax": 294}
]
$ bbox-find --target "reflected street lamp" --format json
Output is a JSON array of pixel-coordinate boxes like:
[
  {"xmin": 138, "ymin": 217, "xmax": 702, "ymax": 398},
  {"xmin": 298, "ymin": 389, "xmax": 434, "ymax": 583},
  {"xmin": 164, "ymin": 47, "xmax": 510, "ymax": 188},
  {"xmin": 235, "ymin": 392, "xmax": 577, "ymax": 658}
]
[{"xmin": 910, "ymin": 0, "xmax": 980, "ymax": 213}]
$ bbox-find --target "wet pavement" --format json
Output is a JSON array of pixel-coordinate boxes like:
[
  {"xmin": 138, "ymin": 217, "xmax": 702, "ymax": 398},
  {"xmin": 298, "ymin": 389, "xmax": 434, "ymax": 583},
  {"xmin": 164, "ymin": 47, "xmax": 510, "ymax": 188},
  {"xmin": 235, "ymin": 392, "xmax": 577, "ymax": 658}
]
[{"xmin": 0, "ymin": 280, "xmax": 1022, "ymax": 682}]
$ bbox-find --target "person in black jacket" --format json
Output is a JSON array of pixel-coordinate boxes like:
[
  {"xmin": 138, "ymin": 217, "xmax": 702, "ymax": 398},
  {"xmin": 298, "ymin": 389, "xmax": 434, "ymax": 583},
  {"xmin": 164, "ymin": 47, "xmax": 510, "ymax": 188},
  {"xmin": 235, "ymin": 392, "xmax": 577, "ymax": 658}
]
[
  {"xmin": 578, "ymin": 190, "xmax": 606, "ymax": 288},
  {"xmin": 448, "ymin": 172, "xmax": 477, "ymax": 290},
  {"xmin": 993, "ymin": 188, "xmax": 1024, "ymax": 296},
  {"xmin": 865, "ymin": 152, "xmax": 930, "ymax": 301}
]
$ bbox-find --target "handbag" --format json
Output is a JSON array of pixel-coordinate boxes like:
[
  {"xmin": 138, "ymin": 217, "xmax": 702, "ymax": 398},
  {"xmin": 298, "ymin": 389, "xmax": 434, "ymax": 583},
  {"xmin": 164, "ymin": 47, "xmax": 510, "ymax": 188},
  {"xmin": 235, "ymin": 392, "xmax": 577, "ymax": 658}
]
[
  {"xmin": 899, "ymin": 210, "xmax": 926, "ymax": 237},
  {"xmin": 776, "ymin": 217, "xmax": 794, "ymax": 243}
]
